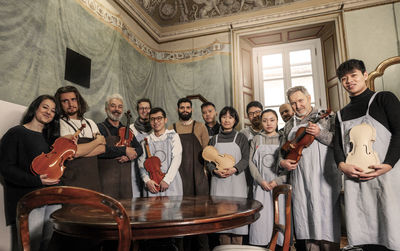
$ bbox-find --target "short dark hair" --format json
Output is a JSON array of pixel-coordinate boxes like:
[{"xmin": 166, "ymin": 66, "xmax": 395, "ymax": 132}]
[
  {"xmin": 201, "ymin": 102, "xmax": 216, "ymax": 110},
  {"xmin": 136, "ymin": 98, "xmax": 152, "ymax": 111},
  {"xmin": 336, "ymin": 59, "xmax": 366, "ymax": 80},
  {"xmin": 149, "ymin": 107, "xmax": 166, "ymax": 118},
  {"xmin": 246, "ymin": 101, "xmax": 263, "ymax": 114},
  {"xmin": 219, "ymin": 106, "xmax": 239, "ymax": 129},
  {"xmin": 54, "ymin": 85, "xmax": 88, "ymax": 119},
  {"xmin": 177, "ymin": 98, "xmax": 192, "ymax": 108},
  {"xmin": 21, "ymin": 95, "xmax": 60, "ymax": 144},
  {"xmin": 261, "ymin": 109, "xmax": 279, "ymax": 132}
]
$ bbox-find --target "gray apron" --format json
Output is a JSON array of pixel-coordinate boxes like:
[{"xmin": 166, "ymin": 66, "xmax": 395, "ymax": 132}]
[
  {"xmin": 337, "ymin": 92, "xmax": 400, "ymax": 250},
  {"xmin": 289, "ymin": 114, "xmax": 341, "ymax": 242},
  {"xmin": 210, "ymin": 132, "xmax": 248, "ymax": 235},
  {"xmin": 144, "ymin": 133, "xmax": 183, "ymax": 197},
  {"xmin": 249, "ymin": 142, "xmax": 285, "ymax": 246},
  {"xmin": 98, "ymin": 124, "xmax": 132, "ymax": 199},
  {"xmin": 131, "ymin": 127, "xmax": 149, "ymax": 198}
]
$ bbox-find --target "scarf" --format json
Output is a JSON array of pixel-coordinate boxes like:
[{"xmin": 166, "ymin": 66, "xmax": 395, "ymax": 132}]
[{"xmin": 133, "ymin": 117, "xmax": 152, "ymax": 133}]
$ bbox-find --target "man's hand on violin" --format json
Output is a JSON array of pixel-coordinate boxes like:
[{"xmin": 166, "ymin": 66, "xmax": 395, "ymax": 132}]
[
  {"xmin": 280, "ymin": 159, "xmax": 298, "ymax": 170},
  {"xmin": 358, "ymin": 164, "xmax": 392, "ymax": 181},
  {"xmin": 126, "ymin": 147, "xmax": 138, "ymax": 160},
  {"xmin": 338, "ymin": 162, "xmax": 367, "ymax": 179},
  {"xmin": 160, "ymin": 180, "xmax": 169, "ymax": 192},
  {"xmin": 146, "ymin": 180, "xmax": 160, "ymax": 193},
  {"xmin": 306, "ymin": 122, "xmax": 321, "ymax": 137},
  {"xmin": 40, "ymin": 174, "xmax": 60, "ymax": 185}
]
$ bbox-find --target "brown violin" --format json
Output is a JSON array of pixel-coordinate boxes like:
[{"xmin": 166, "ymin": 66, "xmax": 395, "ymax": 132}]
[
  {"xmin": 115, "ymin": 110, "xmax": 134, "ymax": 147},
  {"xmin": 31, "ymin": 124, "xmax": 85, "ymax": 179},
  {"xmin": 202, "ymin": 146, "xmax": 235, "ymax": 171},
  {"xmin": 345, "ymin": 123, "xmax": 380, "ymax": 173},
  {"xmin": 281, "ymin": 109, "xmax": 331, "ymax": 163},
  {"xmin": 144, "ymin": 138, "xmax": 165, "ymax": 191}
]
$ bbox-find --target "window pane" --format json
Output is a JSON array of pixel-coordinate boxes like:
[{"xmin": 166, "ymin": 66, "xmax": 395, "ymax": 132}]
[
  {"xmin": 264, "ymin": 80, "xmax": 285, "ymax": 106},
  {"xmin": 262, "ymin": 53, "xmax": 282, "ymax": 68},
  {"xmin": 290, "ymin": 64, "xmax": 312, "ymax": 77},
  {"xmin": 289, "ymin": 49, "xmax": 311, "ymax": 65},
  {"xmin": 291, "ymin": 76, "xmax": 315, "ymax": 102},
  {"xmin": 263, "ymin": 67, "xmax": 283, "ymax": 80}
]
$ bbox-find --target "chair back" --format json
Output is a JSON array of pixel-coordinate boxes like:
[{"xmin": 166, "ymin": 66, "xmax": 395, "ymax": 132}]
[
  {"xmin": 268, "ymin": 184, "xmax": 292, "ymax": 251},
  {"xmin": 16, "ymin": 186, "xmax": 131, "ymax": 251}
]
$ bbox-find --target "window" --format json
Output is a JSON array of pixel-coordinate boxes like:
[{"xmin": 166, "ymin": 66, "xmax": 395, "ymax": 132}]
[{"xmin": 253, "ymin": 39, "xmax": 326, "ymax": 129}]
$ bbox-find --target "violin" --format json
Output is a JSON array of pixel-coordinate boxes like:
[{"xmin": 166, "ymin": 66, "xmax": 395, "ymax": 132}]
[
  {"xmin": 281, "ymin": 109, "xmax": 331, "ymax": 163},
  {"xmin": 345, "ymin": 123, "xmax": 380, "ymax": 173},
  {"xmin": 143, "ymin": 138, "xmax": 165, "ymax": 191},
  {"xmin": 31, "ymin": 124, "xmax": 85, "ymax": 179},
  {"xmin": 202, "ymin": 145, "xmax": 235, "ymax": 171},
  {"xmin": 115, "ymin": 110, "xmax": 134, "ymax": 147}
]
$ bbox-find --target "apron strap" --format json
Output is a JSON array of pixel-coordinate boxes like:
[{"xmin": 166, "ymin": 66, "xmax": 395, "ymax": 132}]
[
  {"xmin": 366, "ymin": 92, "xmax": 379, "ymax": 116},
  {"xmin": 173, "ymin": 123, "xmax": 177, "ymax": 132},
  {"xmin": 62, "ymin": 118, "xmax": 78, "ymax": 132},
  {"xmin": 336, "ymin": 111, "xmax": 346, "ymax": 153},
  {"xmin": 233, "ymin": 132, "xmax": 238, "ymax": 143},
  {"xmin": 191, "ymin": 120, "xmax": 196, "ymax": 134},
  {"xmin": 100, "ymin": 122, "xmax": 112, "ymax": 137}
]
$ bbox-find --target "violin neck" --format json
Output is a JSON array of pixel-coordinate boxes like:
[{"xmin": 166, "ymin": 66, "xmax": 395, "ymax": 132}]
[
  {"xmin": 74, "ymin": 124, "xmax": 86, "ymax": 138},
  {"xmin": 124, "ymin": 112, "xmax": 131, "ymax": 139},
  {"xmin": 144, "ymin": 138, "xmax": 152, "ymax": 157}
]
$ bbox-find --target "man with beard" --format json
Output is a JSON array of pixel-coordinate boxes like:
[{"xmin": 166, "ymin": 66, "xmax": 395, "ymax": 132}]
[
  {"xmin": 279, "ymin": 103, "xmax": 294, "ymax": 123},
  {"xmin": 54, "ymin": 86, "xmax": 106, "ymax": 192},
  {"xmin": 97, "ymin": 94, "xmax": 143, "ymax": 199},
  {"xmin": 201, "ymin": 101, "xmax": 220, "ymax": 138},
  {"xmin": 131, "ymin": 98, "xmax": 153, "ymax": 143},
  {"xmin": 169, "ymin": 97, "xmax": 210, "ymax": 251},
  {"xmin": 240, "ymin": 101, "xmax": 263, "ymax": 142}
]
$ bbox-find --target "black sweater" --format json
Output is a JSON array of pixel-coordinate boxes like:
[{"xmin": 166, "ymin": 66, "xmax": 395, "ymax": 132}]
[
  {"xmin": 333, "ymin": 88, "xmax": 400, "ymax": 167},
  {"xmin": 0, "ymin": 125, "xmax": 52, "ymax": 225}
]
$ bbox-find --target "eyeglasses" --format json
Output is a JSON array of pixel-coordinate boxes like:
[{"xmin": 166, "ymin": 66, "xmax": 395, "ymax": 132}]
[
  {"xmin": 139, "ymin": 107, "xmax": 151, "ymax": 111},
  {"xmin": 248, "ymin": 110, "xmax": 262, "ymax": 117},
  {"xmin": 150, "ymin": 116, "xmax": 164, "ymax": 123}
]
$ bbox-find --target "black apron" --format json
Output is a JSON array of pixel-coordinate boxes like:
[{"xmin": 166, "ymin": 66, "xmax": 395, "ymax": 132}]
[
  {"xmin": 98, "ymin": 123, "xmax": 132, "ymax": 199},
  {"xmin": 174, "ymin": 121, "xmax": 209, "ymax": 196},
  {"xmin": 61, "ymin": 120, "xmax": 101, "ymax": 192}
]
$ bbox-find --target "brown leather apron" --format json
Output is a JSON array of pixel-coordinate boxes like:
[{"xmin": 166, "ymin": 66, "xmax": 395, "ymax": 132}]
[
  {"xmin": 174, "ymin": 121, "xmax": 209, "ymax": 196},
  {"xmin": 98, "ymin": 123, "xmax": 132, "ymax": 199}
]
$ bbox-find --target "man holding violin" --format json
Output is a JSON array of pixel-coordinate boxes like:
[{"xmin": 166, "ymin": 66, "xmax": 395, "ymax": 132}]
[
  {"xmin": 334, "ymin": 59, "xmax": 400, "ymax": 251},
  {"xmin": 279, "ymin": 86, "xmax": 341, "ymax": 251},
  {"xmin": 97, "ymin": 94, "xmax": 143, "ymax": 199}
]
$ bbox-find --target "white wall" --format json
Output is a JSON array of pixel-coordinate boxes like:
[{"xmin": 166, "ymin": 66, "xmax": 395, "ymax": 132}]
[{"xmin": 0, "ymin": 101, "xmax": 27, "ymax": 251}]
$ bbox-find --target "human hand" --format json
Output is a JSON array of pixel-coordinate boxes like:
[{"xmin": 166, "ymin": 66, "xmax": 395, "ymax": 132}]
[
  {"xmin": 146, "ymin": 180, "xmax": 160, "ymax": 193},
  {"xmin": 220, "ymin": 167, "xmax": 237, "ymax": 178},
  {"xmin": 213, "ymin": 169, "xmax": 226, "ymax": 178},
  {"xmin": 338, "ymin": 162, "xmax": 365, "ymax": 179},
  {"xmin": 306, "ymin": 122, "xmax": 321, "ymax": 137},
  {"xmin": 40, "ymin": 174, "xmax": 60, "ymax": 185},
  {"xmin": 116, "ymin": 155, "xmax": 130, "ymax": 163},
  {"xmin": 358, "ymin": 163, "xmax": 392, "ymax": 181},
  {"xmin": 260, "ymin": 180, "xmax": 277, "ymax": 191},
  {"xmin": 280, "ymin": 159, "xmax": 298, "ymax": 170},
  {"xmin": 126, "ymin": 147, "xmax": 138, "ymax": 160},
  {"xmin": 63, "ymin": 134, "xmax": 78, "ymax": 144},
  {"xmin": 160, "ymin": 180, "xmax": 169, "ymax": 192}
]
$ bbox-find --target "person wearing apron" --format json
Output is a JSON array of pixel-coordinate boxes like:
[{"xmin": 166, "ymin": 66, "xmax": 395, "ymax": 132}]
[
  {"xmin": 206, "ymin": 106, "xmax": 249, "ymax": 245},
  {"xmin": 138, "ymin": 107, "xmax": 183, "ymax": 197},
  {"xmin": 334, "ymin": 59, "xmax": 400, "ymax": 251},
  {"xmin": 97, "ymin": 94, "xmax": 143, "ymax": 199},
  {"xmin": 249, "ymin": 109, "xmax": 287, "ymax": 246},
  {"xmin": 279, "ymin": 86, "xmax": 341, "ymax": 251},
  {"xmin": 131, "ymin": 98, "xmax": 153, "ymax": 197}
]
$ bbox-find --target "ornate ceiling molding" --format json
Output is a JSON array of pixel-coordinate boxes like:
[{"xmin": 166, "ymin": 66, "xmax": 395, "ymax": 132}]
[{"xmin": 78, "ymin": 0, "xmax": 230, "ymax": 62}]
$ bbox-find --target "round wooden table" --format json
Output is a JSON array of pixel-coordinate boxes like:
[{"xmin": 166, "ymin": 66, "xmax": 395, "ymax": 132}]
[{"xmin": 51, "ymin": 195, "xmax": 262, "ymax": 240}]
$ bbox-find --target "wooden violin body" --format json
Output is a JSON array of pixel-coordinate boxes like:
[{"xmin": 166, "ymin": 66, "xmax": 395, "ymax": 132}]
[
  {"xmin": 346, "ymin": 123, "xmax": 380, "ymax": 174},
  {"xmin": 31, "ymin": 125, "xmax": 85, "ymax": 179},
  {"xmin": 144, "ymin": 138, "xmax": 165, "ymax": 191},
  {"xmin": 202, "ymin": 146, "xmax": 235, "ymax": 171},
  {"xmin": 116, "ymin": 110, "xmax": 134, "ymax": 147},
  {"xmin": 281, "ymin": 109, "xmax": 331, "ymax": 163}
]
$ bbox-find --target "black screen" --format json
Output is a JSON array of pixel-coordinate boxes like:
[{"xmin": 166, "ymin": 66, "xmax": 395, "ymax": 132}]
[{"xmin": 64, "ymin": 48, "xmax": 91, "ymax": 88}]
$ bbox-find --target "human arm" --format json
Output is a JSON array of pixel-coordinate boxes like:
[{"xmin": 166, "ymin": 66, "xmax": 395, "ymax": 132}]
[
  {"xmin": 248, "ymin": 136, "xmax": 264, "ymax": 184},
  {"xmin": 311, "ymin": 110, "xmax": 335, "ymax": 146},
  {"xmin": 162, "ymin": 133, "xmax": 182, "ymax": 184},
  {"xmin": 74, "ymin": 134, "xmax": 106, "ymax": 157},
  {"xmin": 232, "ymin": 133, "xmax": 249, "ymax": 174},
  {"xmin": 199, "ymin": 123, "xmax": 210, "ymax": 148}
]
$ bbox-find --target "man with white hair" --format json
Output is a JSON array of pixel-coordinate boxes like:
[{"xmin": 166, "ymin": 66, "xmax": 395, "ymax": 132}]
[
  {"xmin": 279, "ymin": 86, "xmax": 341, "ymax": 251},
  {"xmin": 97, "ymin": 94, "xmax": 143, "ymax": 199}
]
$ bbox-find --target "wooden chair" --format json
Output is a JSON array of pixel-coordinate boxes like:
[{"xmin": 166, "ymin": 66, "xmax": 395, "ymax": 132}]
[
  {"xmin": 16, "ymin": 186, "xmax": 131, "ymax": 251},
  {"xmin": 213, "ymin": 184, "xmax": 292, "ymax": 251}
]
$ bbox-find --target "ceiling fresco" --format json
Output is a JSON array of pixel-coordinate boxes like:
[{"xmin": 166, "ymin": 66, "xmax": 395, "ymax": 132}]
[{"xmin": 134, "ymin": 0, "xmax": 304, "ymax": 26}]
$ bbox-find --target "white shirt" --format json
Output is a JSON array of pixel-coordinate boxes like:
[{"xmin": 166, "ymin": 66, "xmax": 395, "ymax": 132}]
[{"xmin": 60, "ymin": 118, "xmax": 99, "ymax": 138}]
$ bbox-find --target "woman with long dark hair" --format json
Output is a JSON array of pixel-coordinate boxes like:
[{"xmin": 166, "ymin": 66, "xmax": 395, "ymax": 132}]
[{"xmin": 0, "ymin": 95, "xmax": 61, "ymax": 251}]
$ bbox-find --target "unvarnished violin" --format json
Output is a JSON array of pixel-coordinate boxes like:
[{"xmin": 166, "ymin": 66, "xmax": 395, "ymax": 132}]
[
  {"xmin": 202, "ymin": 146, "xmax": 235, "ymax": 171},
  {"xmin": 345, "ymin": 123, "xmax": 380, "ymax": 173},
  {"xmin": 116, "ymin": 110, "xmax": 134, "ymax": 147},
  {"xmin": 31, "ymin": 124, "xmax": 85, "ymax": 179},
  {"xmin": 281, "ymin": 109, "xmax": 331, "ymax": 163},
  {"xmin": 143, "ymin": 138, "xmax": 165, "ymax": 191}
]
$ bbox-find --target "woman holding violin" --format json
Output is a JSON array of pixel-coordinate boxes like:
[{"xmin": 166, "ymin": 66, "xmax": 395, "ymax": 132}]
[
  {"xmin": 0, "ymin": 95, "xmax": 61, "ymax": 251},
  {"xmin": 278, "ymin": 86, "xmax": 341, "ymax": 251},
  {"xmin": 97, "ymin": 94, "xmax": 142, "ymax": 199}
]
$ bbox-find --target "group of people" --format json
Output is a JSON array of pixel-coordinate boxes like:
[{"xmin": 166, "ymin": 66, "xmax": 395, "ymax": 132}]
[{"xmin": 0, "ymin": 58, "xmax": 399, "ymax": 251}]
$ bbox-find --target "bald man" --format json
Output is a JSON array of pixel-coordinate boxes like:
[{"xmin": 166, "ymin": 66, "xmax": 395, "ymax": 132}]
[{"xmin": 279, "ymin": 103, "xmax": 294, "ymax": 123}]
